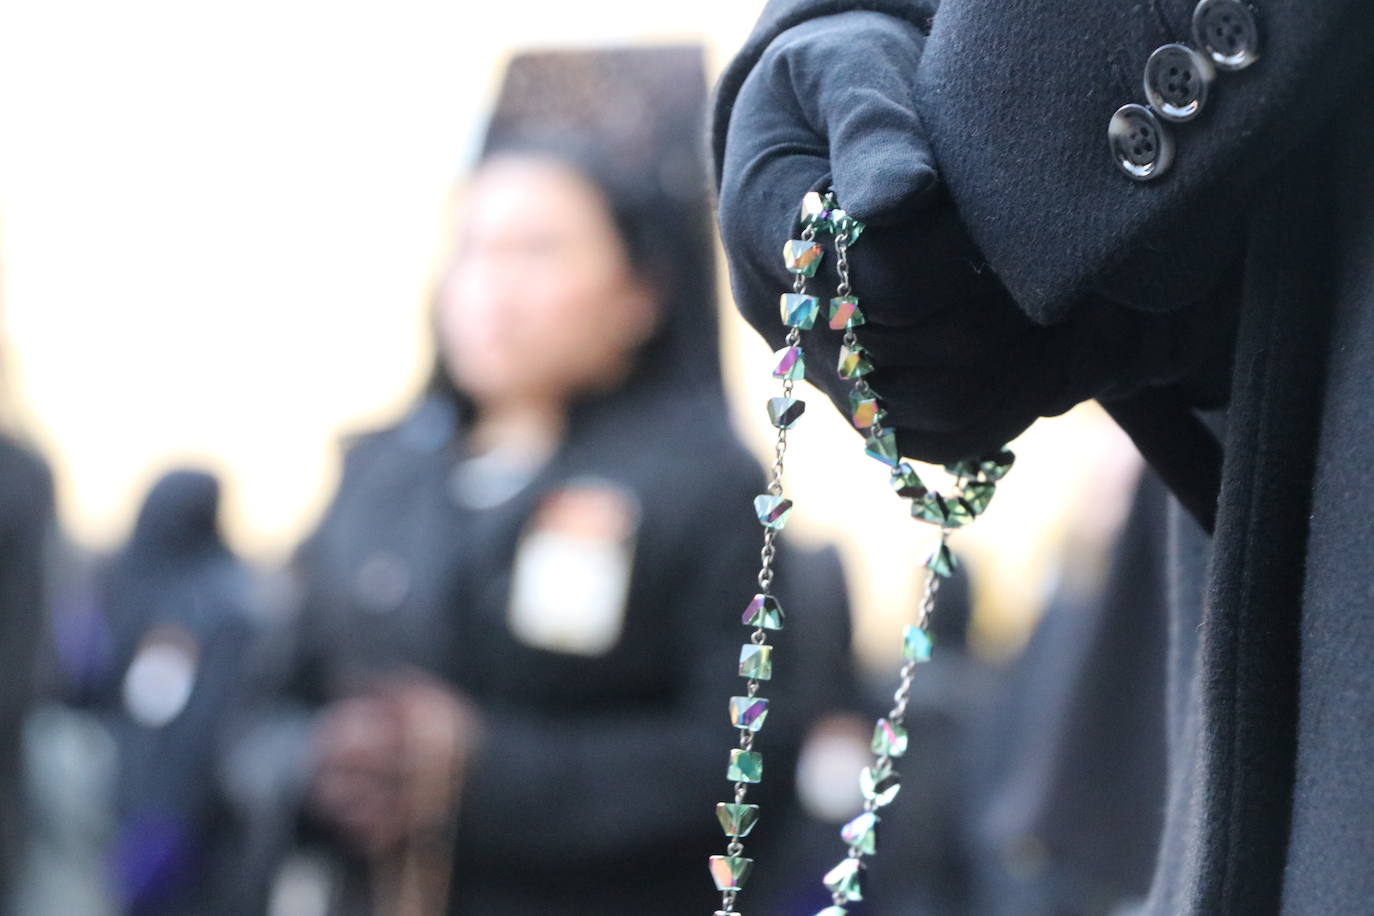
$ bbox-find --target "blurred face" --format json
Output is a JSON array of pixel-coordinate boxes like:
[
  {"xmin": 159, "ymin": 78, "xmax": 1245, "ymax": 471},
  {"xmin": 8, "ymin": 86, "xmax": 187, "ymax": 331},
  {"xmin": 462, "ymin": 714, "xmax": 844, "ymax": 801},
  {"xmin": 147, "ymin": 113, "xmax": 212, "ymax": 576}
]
[{"xmin": 436, "ymin": 155, "xmax": 658, "ymax": 409}]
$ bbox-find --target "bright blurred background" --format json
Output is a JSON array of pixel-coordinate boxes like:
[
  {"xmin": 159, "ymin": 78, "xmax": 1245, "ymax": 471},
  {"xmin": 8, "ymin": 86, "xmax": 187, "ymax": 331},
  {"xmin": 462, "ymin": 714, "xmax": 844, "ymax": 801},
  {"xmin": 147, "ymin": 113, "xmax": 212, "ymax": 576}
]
[{"xmin": 0, "ymin": 0, "xmax": 1139, "ymax": 668}]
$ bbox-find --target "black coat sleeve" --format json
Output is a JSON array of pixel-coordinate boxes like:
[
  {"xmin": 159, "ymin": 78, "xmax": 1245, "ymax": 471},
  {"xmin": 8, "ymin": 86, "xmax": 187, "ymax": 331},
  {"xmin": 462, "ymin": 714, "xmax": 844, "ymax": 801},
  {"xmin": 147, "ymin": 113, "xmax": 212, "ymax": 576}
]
[{"xmin": 714, "ymin": 0, "xmax": 1374, "ymax": 323}]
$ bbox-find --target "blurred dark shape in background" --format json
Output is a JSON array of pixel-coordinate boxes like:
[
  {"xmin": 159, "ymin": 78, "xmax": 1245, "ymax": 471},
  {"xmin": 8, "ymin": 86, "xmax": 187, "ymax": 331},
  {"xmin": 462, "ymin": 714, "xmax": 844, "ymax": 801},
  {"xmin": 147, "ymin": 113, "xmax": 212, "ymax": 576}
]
[
  {"xmin": 967, "ymin": 470, "xmax": 1171, "ymax": 915},
  {"xmin": 0, "ymin": 433, "xmax": 55, "ymax": 914}
]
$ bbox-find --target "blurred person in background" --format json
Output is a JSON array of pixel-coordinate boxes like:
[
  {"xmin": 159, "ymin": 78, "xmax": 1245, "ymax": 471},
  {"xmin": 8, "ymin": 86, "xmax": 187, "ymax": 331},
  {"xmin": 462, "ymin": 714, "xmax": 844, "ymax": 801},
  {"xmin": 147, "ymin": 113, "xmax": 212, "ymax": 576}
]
[
  {"xmin": 237, "ymin": 46, "xmax": 854, "ymax": 916},
  {"xmin": 86, "ymin": 470, "xmax": 260, "ymax": 916}
]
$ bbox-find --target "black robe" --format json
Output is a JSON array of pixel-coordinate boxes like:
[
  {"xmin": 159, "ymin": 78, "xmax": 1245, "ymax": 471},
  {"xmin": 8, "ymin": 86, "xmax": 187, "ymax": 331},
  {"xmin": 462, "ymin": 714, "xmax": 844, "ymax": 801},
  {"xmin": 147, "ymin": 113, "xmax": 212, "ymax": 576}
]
[{"xmin": 715, "ymin": 2, "xmax": 1374, "ymax": 913}]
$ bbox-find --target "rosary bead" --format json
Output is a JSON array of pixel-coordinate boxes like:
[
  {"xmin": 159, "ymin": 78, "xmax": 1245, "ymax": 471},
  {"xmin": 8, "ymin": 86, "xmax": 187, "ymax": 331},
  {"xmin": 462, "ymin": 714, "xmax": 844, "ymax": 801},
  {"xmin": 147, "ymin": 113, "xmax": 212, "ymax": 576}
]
[
  {"xmin": 924, "ymin": 542, "xmax": 958, "ymax": 578},
  {"xmin": 912, "ymin": 492, "xmax": 951, "ymax": 525},
  {"xmin": 871, "ymin": 718, "xmax": 909, "ymax": 757},
  {"xmin": 822, "ymin": 857, "xmax": 866, "ymax": 902},
  {"xmin": 708, "ymin": 855, "xmax": 755, "ymax": 892},
  {"xmin": 799, "ymin": 191, "xmax": 833, "ymax": 230},
  {"xmin": 849, "ymin": 389, "xmax": 884, "ymax": 429},
  {"xmin": 841, "ymin": 811, "xmax": 879, "ymax": 855},
  {"xmin": 859, "ymin": 762, "xmax": 902, "ymax": 808},
  {"xmin": 716, "ymin": 802, "xmax": 761, "ymax": 838},
  {"xmin": 890, "ymin": 463, "xmax": 926, "ymax": 499},
  {"xmin": 902, "ymin": 625, "xmax": 934, "ymax": 663},
  {"xmin": 963, "ymin": 480, "xmax": 997, "ymax": 514},
  {"xmin": 753, "ymin": 494, "xmax": 793, "ymax": 529},
  {"xmin": 738, "ymin": 643, "xmax": 774, "ymax": 680},
  {"xmin": 730, "ymin": 696, "xmax": 770, "ymax": 732},
  {"xmin": 828, "ymin": 296, "xmax": 866, "ymax": 330},
  {"xmin": 783, "ymin": 239, "xmax": 825, "ymax": 276},
  {"xmin": 780, "ymin": 292, "xmax": 821, "ymax": 328},
  {"xmin": 837, "ymin": 343, "xmax": 875, "ymax": 379},
  {"xmin": 767, "ymin": 396, "xmax": 806, "ymax": 430},
  {"xmin": 728, "ymin": 748, "xmax": 764, "ymax": 784},
  {"xmin": 743, "ymin": 593, "xmax": 785, "ymax": 630},
  {"xmin": 772, "ymin": 345, "xmax": 806, "ymax": 380},
  {"xmin": 864, "ymin": 428, "xmax": 900, "ymax": 467},
  {"xmin": 828, "ymin": 207, "xmax": 865, "ymax": 245}
]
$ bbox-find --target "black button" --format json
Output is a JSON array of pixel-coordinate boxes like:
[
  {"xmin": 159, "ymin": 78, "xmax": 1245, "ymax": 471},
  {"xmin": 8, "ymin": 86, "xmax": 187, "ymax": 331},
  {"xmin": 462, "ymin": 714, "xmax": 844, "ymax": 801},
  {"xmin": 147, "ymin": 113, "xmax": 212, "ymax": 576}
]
[
  {"xmin": 1108, "ymin": 104, "xmax": 1175, "ymax": 181},
  {"xmin": 1192, "ymin": 0, "xmax": 1260, "ymax": 71},
  {"xmin": 1143, "ymin": 43, "xmax": 1216, "ymax": 122}
]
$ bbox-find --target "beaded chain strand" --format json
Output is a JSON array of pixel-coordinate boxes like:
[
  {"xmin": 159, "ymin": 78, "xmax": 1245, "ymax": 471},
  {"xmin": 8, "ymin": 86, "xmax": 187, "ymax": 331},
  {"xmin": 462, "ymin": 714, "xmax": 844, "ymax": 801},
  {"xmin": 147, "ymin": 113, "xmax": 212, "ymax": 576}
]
[{"xmin": 708, "ymin": 191, "xmax": 1014, "ymax": 915}]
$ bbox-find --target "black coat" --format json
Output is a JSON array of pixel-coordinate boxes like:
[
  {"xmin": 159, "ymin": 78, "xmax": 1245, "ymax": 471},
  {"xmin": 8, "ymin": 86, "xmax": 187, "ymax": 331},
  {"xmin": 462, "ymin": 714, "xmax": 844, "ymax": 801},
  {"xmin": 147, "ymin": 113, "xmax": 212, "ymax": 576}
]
[
  {"xmin": 0, "ymin": 435, "xmax": 53, "ymax": 913},
  {"xmin": 270, "ymin": 388, "xmax": 853, "ymax": 915},
  {"xmin": 716, "ymin": 1, "xmax": 1374, "ymax": 913}
]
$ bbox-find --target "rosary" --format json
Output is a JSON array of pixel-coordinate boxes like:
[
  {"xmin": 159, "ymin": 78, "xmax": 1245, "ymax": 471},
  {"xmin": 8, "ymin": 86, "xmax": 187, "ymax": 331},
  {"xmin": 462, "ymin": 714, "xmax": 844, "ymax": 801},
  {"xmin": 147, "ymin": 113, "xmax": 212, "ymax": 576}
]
[{"xmin": 708, "ymin": 191, "xmax": 1014, "ymax": 915}]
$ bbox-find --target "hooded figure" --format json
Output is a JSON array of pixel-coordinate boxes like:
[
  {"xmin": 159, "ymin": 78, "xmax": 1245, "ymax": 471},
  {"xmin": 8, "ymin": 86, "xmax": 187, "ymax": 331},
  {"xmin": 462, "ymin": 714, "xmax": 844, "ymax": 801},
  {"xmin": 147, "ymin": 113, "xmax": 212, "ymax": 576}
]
[
  {"xmin": 245, "ymin": 46, "xmax": 855, "ymax": 915},
  {"xmin": 94, "ymin": 470, "xmax": 259, "ymax": 916}
]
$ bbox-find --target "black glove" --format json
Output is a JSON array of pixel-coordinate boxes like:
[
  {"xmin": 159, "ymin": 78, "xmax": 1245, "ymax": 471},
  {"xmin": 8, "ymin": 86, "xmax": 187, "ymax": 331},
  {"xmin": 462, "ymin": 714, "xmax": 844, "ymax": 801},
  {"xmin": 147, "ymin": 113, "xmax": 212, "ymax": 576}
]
[{"xmin": 716, "ymin": 12, "xmax": 1218, "ymax": 463}]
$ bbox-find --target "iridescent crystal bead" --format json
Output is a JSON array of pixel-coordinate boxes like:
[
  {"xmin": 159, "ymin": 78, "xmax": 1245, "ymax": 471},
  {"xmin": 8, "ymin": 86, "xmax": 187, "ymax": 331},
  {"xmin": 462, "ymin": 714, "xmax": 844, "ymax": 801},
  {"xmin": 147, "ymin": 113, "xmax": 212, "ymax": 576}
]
[
  {"xmin": 708, "ymin": 855, "xmax": 754, "ymax": 892},
  {"xmin": 783, "ymin": 240, "xmax": 825, "ymax": 277},
  {"xmin": 945, "ymin": 496, "xmax": 975, "ymax": 528},
  {"xmin": 841, "ymin": 811, "xmax": 879, "ymax": 855},
  {"xmin": 780, "ymin": 293, "xmax": 821, "ymax": 329},
  {"xmin": 912, "ymin": 492, "xmax": 950, "ymax": 526},
  {"xmin": 902, "ymin": 624, "xmax": 933, "ymax": 663},
  {"xmin": 728, "ymin": 748, "xmax": 764, "ymax": 784},
  {"xmin": 860, "ymin": 761, "xmax": 901, "ymax": 807},
  {"xmin": 743, "ymin": 593, "xmax": 784, "ymax": 630},
  {"xmin": 814, "ymin": 908, "xmax": 848, "ymax": 916},
  {"xmin": 772, "ymin": 345, "xmax": 805, "ymax": 380},
  {"xmin": 925, "ymin": 541, "xmax": 958, "ymax": 578},
  {"xmin": 715, "ymin": 802, "xmax": 760, "ymax": 838},
  {"xmin": 767, "ymin": 396, "xmax": 806, "ymax": 429},
  {"xmin": 837, "ymin": 344, "xmax": 874, "ymax": 379},
  {"xmin": 963, "ymin": 480, "xmax": 996, "ymax": 514},
  {"xmin": 848, "ymin": 387, "xmax": 884, "ymax": 429},
  {"xmin": 828, "ymin": 208, "xmax": 865, "ymax": 245},
  {"xmin": 891, "ymin": 463, "xmax": 926, "ymax": 499},
  {"xmin": 871, "ymin": 718, "xmax": 909, "ymax": 757},
  {"xmin": 864, "ymin": 429, "xmax": 900, "ymax": 467},
  {"xmin": 944, "ymin": 459, "xmax": 981, "ymax": 480},
  {"xmin": 739, "ymin": 644, "xmax": 773, "ymax": 680},
  {"xmin": 799, "ymin": 191, "xmax": 833, "ymax": 230},
  {"xmin": 823, "ymin": 857, "xmax": 865, "ymax": 902},
  {"xmin": 828, "ymin": 296, "xmax": 865, "ymax": 330},
  {"xmin": 754, "ymin": 494, "xmax": 793, "ymax": 529},
  {"xmin": 730, "ymin": 696, "xmax": 770, "ymax": 732}
]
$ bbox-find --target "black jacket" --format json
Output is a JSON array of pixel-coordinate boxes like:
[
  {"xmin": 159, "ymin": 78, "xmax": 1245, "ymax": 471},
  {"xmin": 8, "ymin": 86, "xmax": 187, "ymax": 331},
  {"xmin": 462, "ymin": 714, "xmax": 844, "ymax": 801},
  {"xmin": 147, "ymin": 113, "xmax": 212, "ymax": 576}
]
[{"xmin": 715, "ymin": 2, "xmax": 1374, "ymax": 913}]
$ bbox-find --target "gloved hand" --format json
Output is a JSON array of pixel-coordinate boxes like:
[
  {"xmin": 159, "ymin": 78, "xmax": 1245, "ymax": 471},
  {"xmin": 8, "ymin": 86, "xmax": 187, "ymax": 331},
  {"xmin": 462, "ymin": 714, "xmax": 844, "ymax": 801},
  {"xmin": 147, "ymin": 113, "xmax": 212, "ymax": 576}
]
[{"xmin": 717, "ymin": 11, "xmax": 1205, "ymax": 462}]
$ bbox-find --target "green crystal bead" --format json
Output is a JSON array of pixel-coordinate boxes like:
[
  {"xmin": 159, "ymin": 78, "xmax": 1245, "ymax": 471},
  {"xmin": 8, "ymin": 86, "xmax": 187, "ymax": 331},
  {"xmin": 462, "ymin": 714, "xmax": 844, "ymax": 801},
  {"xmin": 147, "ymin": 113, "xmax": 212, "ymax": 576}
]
[
  {"xmin": 963, "ymin": 480, "xmax": 996, "ymax": 514},
  {"xmin": 837, "ymin": 344, "xmax": 874, "ymax": 379},
  {"xmin": 814, "ymin": 908, "xmax": 848, "ymax": 916},
  {"xmin": 864, "ymin": 429, "xmax": 900, "ymax": 467},
  {"xmin": 739, "ymin": 643, "xmax": 773, "ymax": 680},
  {"xmin": 708, "ymin": 855, "xmax": 754, "ymax": 892},
  {"xmin": 860, "ymin": 762, "xmax": 901, "ymax": 807},
  {"xmin": 902, "ymin": 624, "xmax": 933, "ymax": 663},
  {"xmin": 767, "ymin": 396, "xmax": 806, "ymax": 429},
  {"xmin": 925, "ymin": 542, "xmax": 958, "ymax": 578},
  {"xmin": 891, "ymin": 463, "xmax": 927, "ymax": 499},
  {"xmin": 912, "ymin": 492, "xmax": 950, "ymax": 525},
  {"xmin": 772, "ymin": 345, "xmax": 805, "ymax": 380},
  {"xmin": 730, "ymin": 696, "xmax": 770, "ymax": 732},
  {"xmin": 872, "ymin": 718, "xmax": 909, "ymax": 757},
  {"xmin": 780, "ymin": 293, "xmax": 821, "ymax": 329},
  {"xmin": 799, "ymin": 191, "xmax": 833, "ymax": 231},
  {"xmin": 823, "ymin": 857, "xmax": 865, "ymax": 902},
  {"xmin": 728, "ymin": 748, "xmax": 764, "ymax": 784},
  {"xmin": 848, "ymin": 387, "xmax": 884, "ymax": 430},
  {"xmin": 754, "ymin": 494, "xmax": 793, "ymax": 529},
  {"xmin": 945, "ymin": 496, "xmax": 975, "ymax": 528},
  {"xmin": 944, "ymin": 459, "xmax": 981, "ymax": 480},
  {"xmin": 828, "ymin": 208, "xmax": 866, "ymax": 245},
  {"xmin": 828, "ymin": 296, "xmax": 866, "ymax": 330},
  {"xmin": 743, "ymin": 593, "xmax": 784, "ymax": 630},
  {"xmin": 783, "ymin": 239, "xmax": 825, "ymax": 277},
  {"xmin": 841, "ymin": 811, "xmax": 879, "ymax": 855},
  {"xmin": 715, "ymin": 802, "xmax": 760, "ymax": 838}
]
